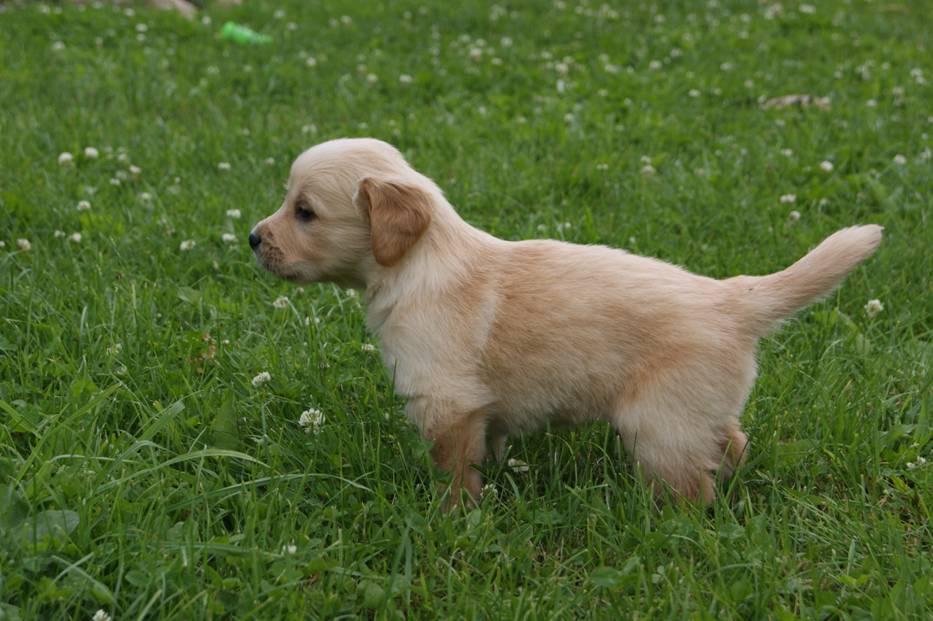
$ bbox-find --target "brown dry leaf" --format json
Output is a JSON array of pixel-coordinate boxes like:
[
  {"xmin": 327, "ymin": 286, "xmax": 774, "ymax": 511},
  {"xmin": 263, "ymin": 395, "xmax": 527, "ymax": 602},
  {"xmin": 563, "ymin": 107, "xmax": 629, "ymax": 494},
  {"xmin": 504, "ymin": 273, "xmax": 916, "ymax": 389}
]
[{"xmin": 761, "ymin": 94, "xmax": 832, "ymax": 110}]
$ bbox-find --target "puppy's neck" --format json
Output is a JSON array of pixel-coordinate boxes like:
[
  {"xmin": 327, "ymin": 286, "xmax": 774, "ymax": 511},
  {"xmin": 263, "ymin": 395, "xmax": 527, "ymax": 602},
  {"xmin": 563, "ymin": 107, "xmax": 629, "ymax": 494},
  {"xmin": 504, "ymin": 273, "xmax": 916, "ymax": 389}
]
[{"xmin": 364, "ymin": 199, "xmax": 491, "ymax": 332}]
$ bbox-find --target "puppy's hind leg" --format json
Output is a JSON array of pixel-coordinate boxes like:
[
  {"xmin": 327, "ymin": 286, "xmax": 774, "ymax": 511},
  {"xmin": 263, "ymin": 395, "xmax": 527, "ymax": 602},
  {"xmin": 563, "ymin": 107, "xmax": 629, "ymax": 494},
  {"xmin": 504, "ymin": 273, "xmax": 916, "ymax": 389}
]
[{"xmin": 613, "ymin": 393, "xmax": 721, "ymax": 505}]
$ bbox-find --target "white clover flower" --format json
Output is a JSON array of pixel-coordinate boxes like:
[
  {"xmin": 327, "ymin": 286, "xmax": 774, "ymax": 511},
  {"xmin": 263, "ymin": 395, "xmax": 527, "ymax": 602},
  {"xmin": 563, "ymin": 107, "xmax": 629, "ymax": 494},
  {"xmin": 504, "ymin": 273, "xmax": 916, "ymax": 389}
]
[
  {"xmin": 68, "ymin": 232, "xmax": 82, "ymax": 243},
  {"xmin": 77, "ymin": 200, "xmax": 91, "ymax": 211},
  {"xmin": 781, "ymin": 148, "xmax": 793, "ymax": 157},
  {"xmin": 399, "ymin": 74, "xmax": 413, "ymax": 84},
  {"xmin": 179, "ymin": 239, "xmax": 196, "ymax": 251},
  {"xmin": 84, "ymin": 146, "xmax": 99, "ymax": 159},
  {"xmin": 507, "ymin": 458, "xmax": 530, "ymax": 473},
  {"xmin": 92, "ymin": 610, "xmax": 112, "ymax": 621},
  {"xmin": 361, "ymin": 343, "xmax": 377, "ymax": 352},
  {"xmin": 302, "ymin": 124, "xmax": 318, "ymax": 134},
  {"xmin": 788, "ymin": 210, "xmax": 801, "ymax": 221},
  {"xmin": 596, "ymin": 163, "xmax": 609, "ymax": 171},
  {"xmin": 298, "ymin": 408, "xmax": 324, "ymax": 433},
  {"xmin": 273, "ymin": 8, "xmax": 286, "ymax": 19},
  {"xmin": 52, "ymin": 41, "xmax": 65, "ymax": 52},
  {"xmin": 0, "ymin": 241, "xmax": 5, "ymax": 248},
  {"xmin": 226, "ymin": 208, "xmax": 241, "ymax": 219},
  {"xmin": 282, "ymin": 543, "xmax": 298, "ymax": 554},
  {"xmin": 135, "ymin": 23, "xmax": 148, "ymax": 33},
  {"xmin": 221, "ymin": 233, "xmax": 237, "ymax": 243},
  {"xmin": 109, "ymin": 178, "xmax": 121, "ymax": 186},
  {"xmin": 799, "ymin": 4, "xmax": 815, "ymax": 14},
  {"xmin": 251, "ymin": 371, "xmax": 271, "ymax": 386},
  {"xmin": 54, "ymin": 230, "xmax": 66, "ymax": 238},
  {"xmin": 640, "ymin": 164, "xmax": 656, "ymax": 176},
  {"xmin": 129, "ymin": 165, "xmax": 141, "ymax": 177},
  {"xmin": 648, "ymin": 60, "xmax": 662, "ymax": 70},
  {"xmin": 906, "ymin": 461, "xmax": 916, "ymax": 470},
  {"xmin": 217, "ymin": 162, "xmax": 231, "ymax": 171},
  {"xmin": 819, "ymin": 160, "xmax": 834, "ymax": 172},
  {"xmin": 688, "ymin": 89, "xmax": 700, "ymax": 98},
  {"xmin": 780, "ymin": 194, "xmax": 797, "ymax": 204},
  {"xmin": 500, "ymin": 36, "xmax": 513, "ymax": 47},
  {"xmin": 469, "ymin": 47, "xmax": 483, "ymax": 60},
  {"xmin": 864, "ymin": 299, "xmax": 883, "ymax": 317},
  {"xmin": 306, "ymin": 56, "xmax": 317, "ymax": 67},
  {"xmin": 272, "ymin": 296, "xmax": 289, "ymax": 309},
  {"xmin": 866, "ymin": 99, "xmax": 877, "ymax": 108},
  {"xmin": 16, "ymin": 238, "xmax": 31, "ymax": 251},
  {"xmin": 893, "ymin": 154, "xmax": 906, "ymax": 165},
  {"xmin": 58, "ymin": 152, "xmax": 74, "ymax": 166},
  {"xmin": 340, "ymin": 15, "xmax": 352, "ymax": 24},
  {"xmin": 366, "ymin": 73, "xmax": 378, "ymax": 84},
  {"xmin": 107, "ymin": 343, "xmax": 122, "ymax": 355},
  {"xmin": 916, "ymin": 456, "xmax": 927, "ymax": 466},
  {"xmin": 140, "ymin": 192, "xmax": 152, "ymax": 202},
  {"xmin": 287, "ymin": 22, "xmax": 297, "ymax": 31}
]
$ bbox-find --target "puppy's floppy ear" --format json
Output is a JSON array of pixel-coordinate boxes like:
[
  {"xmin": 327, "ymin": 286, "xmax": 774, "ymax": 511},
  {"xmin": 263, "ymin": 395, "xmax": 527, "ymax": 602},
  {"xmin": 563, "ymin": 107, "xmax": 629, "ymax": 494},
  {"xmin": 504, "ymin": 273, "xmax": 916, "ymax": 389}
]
[{"xmin": 354, "ymin": 177, "xmax": 432, "ymax": 267}]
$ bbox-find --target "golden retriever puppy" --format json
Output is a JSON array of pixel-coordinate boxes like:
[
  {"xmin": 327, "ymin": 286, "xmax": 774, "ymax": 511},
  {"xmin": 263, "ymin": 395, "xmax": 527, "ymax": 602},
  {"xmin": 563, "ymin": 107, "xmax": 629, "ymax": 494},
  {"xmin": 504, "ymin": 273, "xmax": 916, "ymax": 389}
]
[{"xmin": 250, "ymin": 138, "xmax": 882, "ymax": 506}]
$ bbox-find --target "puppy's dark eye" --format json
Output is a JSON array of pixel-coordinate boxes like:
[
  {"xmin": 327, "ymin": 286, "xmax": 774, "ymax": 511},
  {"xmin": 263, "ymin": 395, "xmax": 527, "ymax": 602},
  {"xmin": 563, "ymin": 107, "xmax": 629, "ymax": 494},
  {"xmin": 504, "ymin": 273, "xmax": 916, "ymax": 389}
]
[{"xmin": 295, "ymin": 200, "xmax": 316, "ymax": 223}]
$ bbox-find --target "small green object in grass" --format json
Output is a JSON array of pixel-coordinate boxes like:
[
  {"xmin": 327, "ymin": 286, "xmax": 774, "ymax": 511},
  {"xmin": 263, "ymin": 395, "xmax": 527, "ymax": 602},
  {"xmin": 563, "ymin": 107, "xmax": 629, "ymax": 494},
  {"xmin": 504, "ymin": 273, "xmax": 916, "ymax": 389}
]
[{"xmin": 220, "ymin": 22, "xmax": 272, "ymax": 45}]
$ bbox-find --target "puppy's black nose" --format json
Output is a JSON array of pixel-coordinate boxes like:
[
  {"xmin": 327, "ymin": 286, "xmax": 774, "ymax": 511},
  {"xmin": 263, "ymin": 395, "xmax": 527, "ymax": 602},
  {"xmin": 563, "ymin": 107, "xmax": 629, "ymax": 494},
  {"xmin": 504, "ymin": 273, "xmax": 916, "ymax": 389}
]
[{"xmin": 248, "ymin": 232, "xmax": 261, "ymax": 249}]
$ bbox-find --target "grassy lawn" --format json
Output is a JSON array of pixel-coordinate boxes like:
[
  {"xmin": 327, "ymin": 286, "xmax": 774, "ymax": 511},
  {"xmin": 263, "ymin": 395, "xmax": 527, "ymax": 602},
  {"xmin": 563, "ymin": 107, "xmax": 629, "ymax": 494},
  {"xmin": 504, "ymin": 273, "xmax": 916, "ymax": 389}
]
[{"xmin": 1, "ymin": 0, "xmax": 931, "ymax": 618}]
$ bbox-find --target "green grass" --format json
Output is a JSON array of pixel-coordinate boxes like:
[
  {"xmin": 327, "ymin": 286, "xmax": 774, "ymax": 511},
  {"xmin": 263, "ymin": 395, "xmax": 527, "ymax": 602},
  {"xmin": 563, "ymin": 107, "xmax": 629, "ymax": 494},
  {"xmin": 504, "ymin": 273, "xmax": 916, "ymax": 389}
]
[{"xmin": 1, "ymin": 0, "xmax": 931, "ymax": 618}]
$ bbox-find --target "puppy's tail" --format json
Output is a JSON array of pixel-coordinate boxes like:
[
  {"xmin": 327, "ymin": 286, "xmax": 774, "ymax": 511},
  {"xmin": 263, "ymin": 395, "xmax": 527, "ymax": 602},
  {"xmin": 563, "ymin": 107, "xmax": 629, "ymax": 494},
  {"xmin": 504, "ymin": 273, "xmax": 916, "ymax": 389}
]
[{"xmin": 727, "ymin": 225, "xmax": 883, "ymax": 337}]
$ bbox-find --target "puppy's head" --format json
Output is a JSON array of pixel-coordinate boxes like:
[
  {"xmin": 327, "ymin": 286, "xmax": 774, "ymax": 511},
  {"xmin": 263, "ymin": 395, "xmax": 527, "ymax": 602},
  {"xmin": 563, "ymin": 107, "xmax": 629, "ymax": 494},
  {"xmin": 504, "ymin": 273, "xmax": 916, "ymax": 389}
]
[{"xmin": 250, "ymin": 138, "xmax": 433, "ymax": 287}]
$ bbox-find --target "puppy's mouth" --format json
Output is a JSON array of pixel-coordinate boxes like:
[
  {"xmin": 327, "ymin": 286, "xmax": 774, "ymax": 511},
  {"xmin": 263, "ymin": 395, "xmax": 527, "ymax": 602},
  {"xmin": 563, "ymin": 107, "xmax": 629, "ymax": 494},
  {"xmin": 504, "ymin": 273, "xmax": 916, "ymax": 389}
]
[
  {"xmin": 252, "ymin": 240, "xmax": 288, "ymax": 274},
  {"xmin": 254, "ymin": 249, "xmax": 316, "ymax": 284}
]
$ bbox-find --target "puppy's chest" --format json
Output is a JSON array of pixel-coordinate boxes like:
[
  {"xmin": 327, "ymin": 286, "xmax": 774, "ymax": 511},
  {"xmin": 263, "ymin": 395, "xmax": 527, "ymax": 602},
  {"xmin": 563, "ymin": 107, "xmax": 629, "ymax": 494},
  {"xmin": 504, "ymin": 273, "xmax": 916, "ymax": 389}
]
[
  {"xmin": 374, "ymin": 310, "xmax": 490, "ymax": 403},
  {"xmin": 377, "ymin": 326, "xmax": 456, "ymax": 392}
]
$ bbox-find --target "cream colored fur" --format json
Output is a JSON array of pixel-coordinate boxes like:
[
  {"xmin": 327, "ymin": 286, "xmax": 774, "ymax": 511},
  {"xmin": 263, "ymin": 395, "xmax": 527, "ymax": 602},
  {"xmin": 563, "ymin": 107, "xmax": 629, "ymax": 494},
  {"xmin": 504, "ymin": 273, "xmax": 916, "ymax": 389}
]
[{"xmin": 251, "ymin": 138, "xmax": 882, "ymax": 506}]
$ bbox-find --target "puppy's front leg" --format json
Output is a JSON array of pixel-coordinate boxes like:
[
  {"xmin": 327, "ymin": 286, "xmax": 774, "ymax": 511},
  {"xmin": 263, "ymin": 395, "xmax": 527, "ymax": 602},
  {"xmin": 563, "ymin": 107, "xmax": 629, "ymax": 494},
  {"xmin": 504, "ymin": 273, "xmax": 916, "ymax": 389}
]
[{"xmin": 427, "ymin": 410, "xmax": 488, "ymax": 510}]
